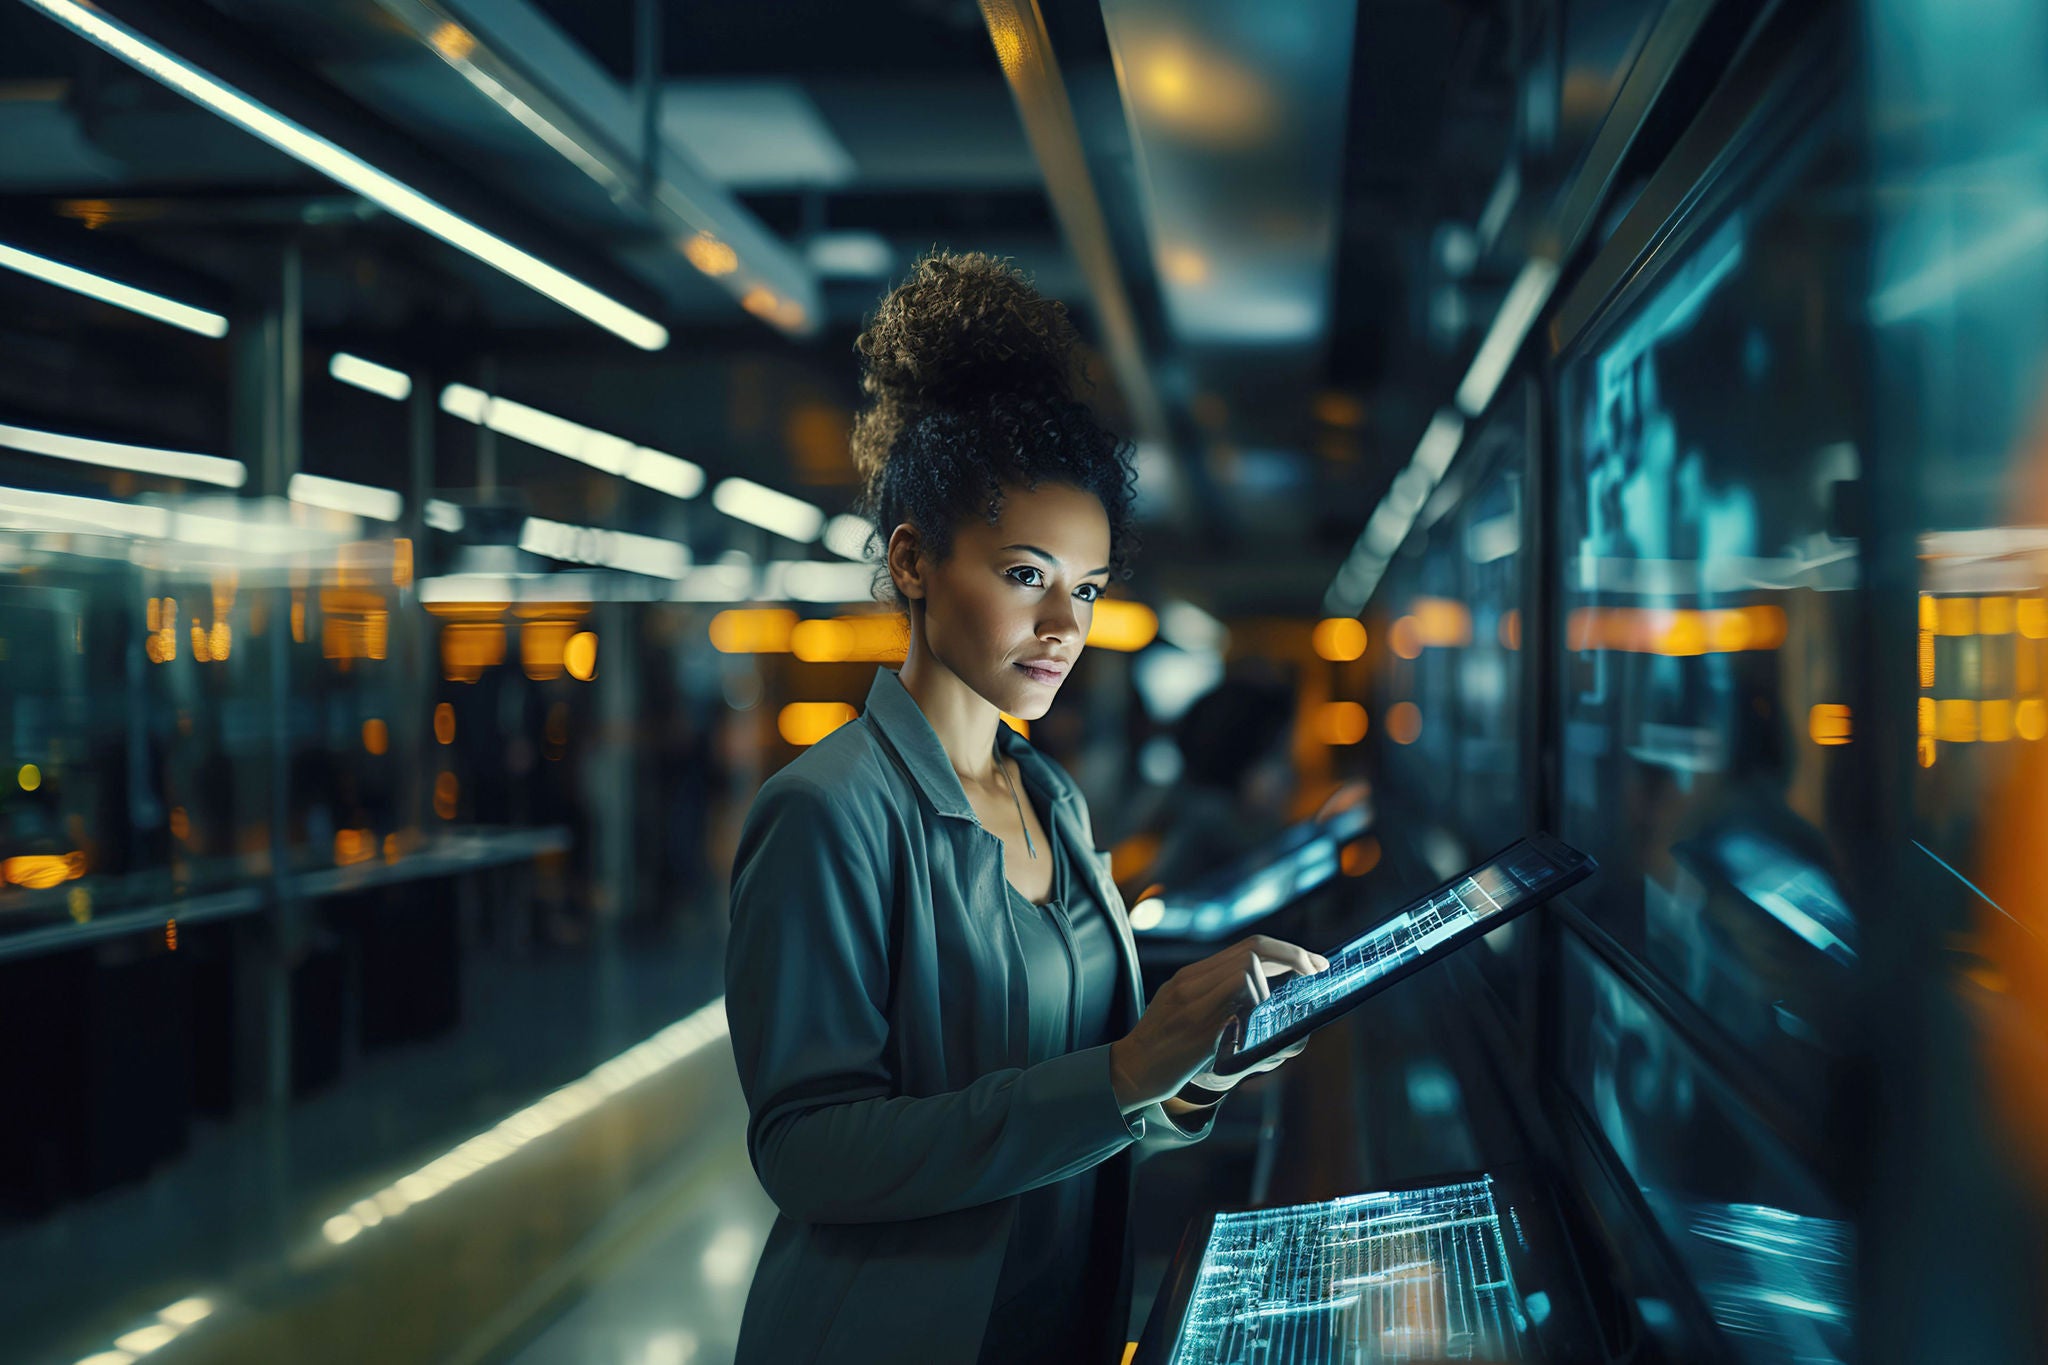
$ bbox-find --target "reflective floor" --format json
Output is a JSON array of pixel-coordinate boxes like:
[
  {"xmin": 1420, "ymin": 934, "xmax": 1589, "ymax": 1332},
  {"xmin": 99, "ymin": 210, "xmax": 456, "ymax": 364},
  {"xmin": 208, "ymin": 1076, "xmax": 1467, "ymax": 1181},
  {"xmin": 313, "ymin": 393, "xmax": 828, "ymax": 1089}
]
[{"xmin": 498, "ymin": 1079, "xmax": 775, "ymax": 1365}]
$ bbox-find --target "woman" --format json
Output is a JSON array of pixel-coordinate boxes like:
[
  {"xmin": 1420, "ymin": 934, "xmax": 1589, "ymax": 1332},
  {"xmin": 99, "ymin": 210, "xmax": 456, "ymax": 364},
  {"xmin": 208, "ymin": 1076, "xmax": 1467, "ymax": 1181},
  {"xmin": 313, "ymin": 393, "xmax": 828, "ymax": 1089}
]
[{"xmin": 724, "ymin": 252, "xmax": 1327, "ymax": 1363}]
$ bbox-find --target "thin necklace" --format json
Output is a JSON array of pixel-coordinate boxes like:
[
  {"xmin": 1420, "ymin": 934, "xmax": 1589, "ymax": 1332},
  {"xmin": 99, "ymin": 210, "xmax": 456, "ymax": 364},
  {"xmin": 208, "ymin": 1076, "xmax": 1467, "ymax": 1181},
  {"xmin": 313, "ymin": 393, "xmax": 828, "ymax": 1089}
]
[{"xmin": 993, "ymin": 738, "xmax": 1038, "ymax": 859}]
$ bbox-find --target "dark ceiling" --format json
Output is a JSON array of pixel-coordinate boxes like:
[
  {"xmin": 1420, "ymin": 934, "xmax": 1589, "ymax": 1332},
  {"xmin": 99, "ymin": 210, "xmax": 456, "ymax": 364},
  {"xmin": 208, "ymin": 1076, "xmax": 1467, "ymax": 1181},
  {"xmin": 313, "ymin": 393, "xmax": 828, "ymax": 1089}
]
[{"xmin": 0, "ymin": 0, "xmax": 1572, "ymax": 617}]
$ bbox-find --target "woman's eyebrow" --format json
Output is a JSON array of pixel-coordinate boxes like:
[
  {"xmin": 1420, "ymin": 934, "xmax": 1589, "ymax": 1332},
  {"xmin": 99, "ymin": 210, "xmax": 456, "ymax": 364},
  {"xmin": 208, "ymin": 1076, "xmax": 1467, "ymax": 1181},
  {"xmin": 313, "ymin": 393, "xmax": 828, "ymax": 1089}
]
[{"xmin": 1001, "ymin": 542, "xmax": 1110, "ymax": 577}]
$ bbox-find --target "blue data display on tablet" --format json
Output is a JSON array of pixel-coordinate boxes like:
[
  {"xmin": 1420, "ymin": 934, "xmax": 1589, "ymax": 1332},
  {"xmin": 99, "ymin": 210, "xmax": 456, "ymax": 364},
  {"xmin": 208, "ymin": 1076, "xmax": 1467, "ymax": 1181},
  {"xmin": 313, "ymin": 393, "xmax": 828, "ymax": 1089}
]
[{"xmin": 1239, "ymin": 837, "xmax": 1590, "ymax": 1054}]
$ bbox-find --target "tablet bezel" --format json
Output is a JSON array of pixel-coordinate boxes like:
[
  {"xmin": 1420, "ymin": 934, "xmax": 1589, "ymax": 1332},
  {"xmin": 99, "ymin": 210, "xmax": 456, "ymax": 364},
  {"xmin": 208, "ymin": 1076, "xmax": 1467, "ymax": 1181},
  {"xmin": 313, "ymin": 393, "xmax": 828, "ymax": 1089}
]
[{"xmin": 1209, "ymin": 831, "xmax": 1594, "ymax": 1077}]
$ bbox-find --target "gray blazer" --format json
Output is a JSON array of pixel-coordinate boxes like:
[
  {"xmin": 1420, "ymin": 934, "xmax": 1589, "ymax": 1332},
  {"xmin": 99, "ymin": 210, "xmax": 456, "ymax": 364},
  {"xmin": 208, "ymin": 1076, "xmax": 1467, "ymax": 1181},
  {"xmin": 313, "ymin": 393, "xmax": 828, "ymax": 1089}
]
[{"xmin": 725, "ymin": 666, "xmax": 1216, "ymax": 1363}]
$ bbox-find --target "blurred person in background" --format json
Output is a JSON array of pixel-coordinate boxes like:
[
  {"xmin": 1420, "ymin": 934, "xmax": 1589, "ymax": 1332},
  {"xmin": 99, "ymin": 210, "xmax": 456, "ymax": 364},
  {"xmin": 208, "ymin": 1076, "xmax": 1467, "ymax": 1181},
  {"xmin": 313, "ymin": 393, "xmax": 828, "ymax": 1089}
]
[
  {"xmin": 1144, "ymin": 675, "xmax": 1299, "ymax": 890},
  {"xmin": 723, "ymin": 252, "xmax": 1326, "ymax": 1364}
]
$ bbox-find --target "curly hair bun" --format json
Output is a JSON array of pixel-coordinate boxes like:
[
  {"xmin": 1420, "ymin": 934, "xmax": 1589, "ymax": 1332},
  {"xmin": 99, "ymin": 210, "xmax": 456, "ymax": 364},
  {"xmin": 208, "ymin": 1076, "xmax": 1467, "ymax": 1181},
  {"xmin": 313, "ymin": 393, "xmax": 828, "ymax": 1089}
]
[{"xmin": 851, "ymin": 251, "xmax": 1080, "ymax": 481}]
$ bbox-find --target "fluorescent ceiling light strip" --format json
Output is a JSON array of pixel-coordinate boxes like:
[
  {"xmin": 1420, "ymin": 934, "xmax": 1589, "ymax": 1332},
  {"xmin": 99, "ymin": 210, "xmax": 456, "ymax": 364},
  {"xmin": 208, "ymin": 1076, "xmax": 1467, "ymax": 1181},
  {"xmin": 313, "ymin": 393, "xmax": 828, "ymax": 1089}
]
[
  {"xmin": 0, "ymin": 241, "xmax": 227, "ymax": 338},
  {"xmin": 519, "ymin": 515, "xmax": 690, "ymax": 579},
  {"xmin": 822, "ymin": 513, "xmax": 875, "ymax": 562},
  {"xmin": 0, "ymin": 484, "xmax": 171, "ymax": 538},
  {"xmin": 1455, "ymin": 258, "xmax": 1558, "ymax": 416},
  {"xmin": 1410, "ymin": 410, "xmax": 1466, "ymax": 481},
  {"xmin": 23, "ymin": 0, "xmax": 667, "ymax": 352},
  {"xmin": 289, "ymin": 472, "xmax": 402, "ymax": 522},
  {"xmin": 712, "ymin": 477, "xmax": 823, "ymax": 542},
  {"xmin": 622, "ymin": 447, "xmax": 705, "ymax": 499},
  {"xmin": 423, "ymin": 499, "xmax": 465, "ymax": 532},
  {"xmin": 329, "ymin": 352, "xmax": 412, "ymax": 401},
  {"xmin": 439, "ymin": 385, "xmax": 702, "ymax": 497},
  {"xmin": 0, "ymin": 421, "xmax": 245, "ymax": 488}
]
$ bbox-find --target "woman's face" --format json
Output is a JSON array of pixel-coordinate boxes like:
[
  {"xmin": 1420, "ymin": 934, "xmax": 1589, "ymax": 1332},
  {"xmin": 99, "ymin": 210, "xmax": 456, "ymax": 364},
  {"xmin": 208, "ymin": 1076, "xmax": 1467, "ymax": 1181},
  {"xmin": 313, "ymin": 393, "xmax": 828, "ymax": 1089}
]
[{"xmin": 900, "ymin": 481, "xmax": 1111, "ymax": 720}]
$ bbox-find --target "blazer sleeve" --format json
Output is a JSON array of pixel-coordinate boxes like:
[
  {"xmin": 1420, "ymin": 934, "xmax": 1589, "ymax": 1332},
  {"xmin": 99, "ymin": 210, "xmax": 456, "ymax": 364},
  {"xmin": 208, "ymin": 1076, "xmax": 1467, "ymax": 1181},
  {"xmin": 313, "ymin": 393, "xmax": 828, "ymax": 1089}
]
[{"xmin": 725, "ymin": 773, "xmax": 1142, "ymax": 1225}]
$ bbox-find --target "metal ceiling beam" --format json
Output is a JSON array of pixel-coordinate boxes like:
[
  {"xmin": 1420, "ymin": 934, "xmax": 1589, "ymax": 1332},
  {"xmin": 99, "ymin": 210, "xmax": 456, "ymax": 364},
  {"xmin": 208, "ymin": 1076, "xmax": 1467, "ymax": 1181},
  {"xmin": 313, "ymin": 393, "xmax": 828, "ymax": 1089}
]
[
  {"xmin": 977, "ymin": 0, "xmax": 1171, "ymax": 455},
  {"xmin": 377, "ymin": 0, "xmax": 822, "ymax": 336}
]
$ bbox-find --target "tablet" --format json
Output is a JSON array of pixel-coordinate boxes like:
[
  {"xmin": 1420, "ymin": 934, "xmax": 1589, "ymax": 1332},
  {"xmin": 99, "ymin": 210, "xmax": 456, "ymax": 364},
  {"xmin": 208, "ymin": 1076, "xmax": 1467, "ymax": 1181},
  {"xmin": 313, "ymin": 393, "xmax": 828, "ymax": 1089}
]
[{"xmin": 1211, "ymin": 832, "xmax": 1594, "ymax": 1076}]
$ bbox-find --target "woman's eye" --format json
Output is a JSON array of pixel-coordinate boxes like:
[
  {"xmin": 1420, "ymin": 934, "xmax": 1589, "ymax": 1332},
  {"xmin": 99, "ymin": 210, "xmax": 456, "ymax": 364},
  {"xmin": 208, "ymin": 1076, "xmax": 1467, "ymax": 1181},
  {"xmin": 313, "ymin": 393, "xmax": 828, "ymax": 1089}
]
[
  {"xmin": 1076, "ymin": 584, "xmax": 1102, "ymax": 603},
  {"xmin": 1007, "ymin": 566, "xmax": 1043, "ymax": 588}
]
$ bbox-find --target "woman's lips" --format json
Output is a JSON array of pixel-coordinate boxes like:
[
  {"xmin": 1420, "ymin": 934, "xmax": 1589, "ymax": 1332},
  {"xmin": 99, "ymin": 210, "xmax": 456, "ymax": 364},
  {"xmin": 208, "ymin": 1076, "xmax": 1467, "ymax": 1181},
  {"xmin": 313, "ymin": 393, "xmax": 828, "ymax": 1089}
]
[{"xmin": 1014, "ymin": 662, "xmax": 1064, "ymax": 685}]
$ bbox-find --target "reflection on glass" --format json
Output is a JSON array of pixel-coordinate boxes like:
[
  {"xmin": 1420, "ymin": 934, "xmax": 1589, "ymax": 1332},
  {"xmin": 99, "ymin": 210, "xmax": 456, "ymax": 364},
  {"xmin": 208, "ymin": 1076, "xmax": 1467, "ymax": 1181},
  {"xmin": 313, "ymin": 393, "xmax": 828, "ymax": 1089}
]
[
  {"xmin": 1555, "ymin": 106, "xmax": 1863, "ymax": 1096},
  {"xmin": 1563, "ymin": 936, "xmax": 1853, "ymax": 1364},
  {"xmin": 1171, "ymin": 1178, "xmax": 1531, "ymax": 1364},
  {"xmin": 1132, "ymin": 804, "xmax": 1369, "ymax": 940}
]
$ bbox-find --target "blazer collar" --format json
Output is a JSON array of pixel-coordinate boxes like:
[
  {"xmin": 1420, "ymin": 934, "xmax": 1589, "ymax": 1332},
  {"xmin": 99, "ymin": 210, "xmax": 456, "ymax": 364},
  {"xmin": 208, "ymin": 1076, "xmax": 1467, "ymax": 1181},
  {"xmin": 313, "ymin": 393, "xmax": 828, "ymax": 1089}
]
[{"xmin": 862, "ymin": 666, "xmax": 1074, "ymax": 823}]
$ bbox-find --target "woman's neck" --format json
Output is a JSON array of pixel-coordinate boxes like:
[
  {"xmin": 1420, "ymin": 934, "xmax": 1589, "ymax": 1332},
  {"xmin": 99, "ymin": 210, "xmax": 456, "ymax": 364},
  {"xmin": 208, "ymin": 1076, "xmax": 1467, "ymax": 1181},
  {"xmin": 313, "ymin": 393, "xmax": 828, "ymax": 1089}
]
[{"xmin": 897, "ymin": 643, "xmax": 1004, "ymax": 790}]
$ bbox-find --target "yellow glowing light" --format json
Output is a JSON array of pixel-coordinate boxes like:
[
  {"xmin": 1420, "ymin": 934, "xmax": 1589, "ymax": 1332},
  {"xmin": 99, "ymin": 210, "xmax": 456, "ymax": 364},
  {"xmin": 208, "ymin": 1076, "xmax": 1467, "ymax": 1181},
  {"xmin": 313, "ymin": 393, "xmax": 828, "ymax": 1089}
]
[
  {"xmin": 778, "ymin": 701, "xmax": 858, "ymax": 747},
  {"xmin": 520, "ymin": 619, "xmax": 576, "ymax": 680},
  {"xmin": 1314, "ymin": 391, "xmax": 1366, "ymax": 429},
  {"xmin": 1979, "ymin": 596, "xmax": 2016, "ymax": 635},
  {"xmin": 1808, "ymin": 704, "xmax": 1852, "ymax": 747},
  {"xmin": 1159, "ymin": 245, "xmax": 1209, "ymax": 285},
  {"xmin": 564, "ymin": 631, "xmax": 598, "ymax": 681},
  {"xmin": 334, "ymin": 828, "xmax": 375, "ymax": 866},
  {"xmin": 1130, "ymin": 40, "xmax": 1275, "ymax": 146},
  {"xmin": 1341, "ymin": 837, "xmax": 1382, "ymax": 877},
  {"xmin": 1919, "ymin": 593, "xmax": 1938, "ymax": 632},
  {"xmin": 1387, "ymin": 702, "xmax": 1422, "ymax": 745},
  {"xmin": 1981, "ymin": 698, "xmax": 2014, "ymax": 742},
  {"xmin": 434, "ymin": 702, "xmax": 456, "ymax": 745},
  {"xmin": 362, "ymin": 718, "xmax": 388, "ymax": 756},
  {"xmin": 2018, "ymin": 597, "xmax": 2048, "ymax": 639},
  {"xmin": 393, "ymin": 537, "xmax": 413, "ymax": 589},
  {"xmin": 1920, "ymin": 630, "xmax": 1936, "ymax": 688},
  {"xmin": 709, "ymin": 608, "xmax": 797, "ymax": 654},
  {"xmin": 1084, "ymin": 599, "xmax": 1158, "ymax": 652},
  {"xmin": 1312, "ymin": 617, "xmax": 1367, "ymax": 662},
  {"xmin": 169, "ymin": 806, "xmax": 189, "ymax": 842},
  {"xmin": 1935, "ymin": 596, "xmax": 1977, "ymax": 637},
  {"xmin": 17, "ymin": 763, "xmax": 39, "ymax": 791},
  {"xmin": 2017, "ymin": 698, "xmax": 2047, "ymax": 741},
  {"xmin": 2, "ymin": 851, "xmax": 84, "ymax": 888},
  {"xmin": 1937, "ymin": 698, "xmax": 1978, "ymax": 743},
  {"xmin": 430, "ymin": 21, "xmax": 475, "ymax": 59},
  {"xmin": 208, "ymin": 621, "xmax": 231, "ymax": 660},
  {"xmin": 441, "ymin": 622, "xmax": 506, "ymax": 682},
  {"xmin": 683, "ymin": 231, "xmax": 739, "ymax": 277},
  {"xmin": 1564, "ymin": 605, "xmax": 1786, "ymax": 655},
  {"xmin": 740, "ymin": 286, "xmax": 780, "ymax": 319},
  {"xmin": 1109, "ymin": 834, "xmax": 1161, "ymax": 884},
  {"xmin": 791, "ymin": 615, "xmax": 907, "ymax": 663},
  {"xmin": 146, "ymin": 596, "xmax": 161, "ymax": 632},
  {"xmin": 1312, "ymin": 701, "xmax": 1369, "ymax": 746},
  {"xmin": 988, "ymin": 15, "xmax": 1027, "ymax": 76},
  {"xmin": 1499, "ymin": 608, "xmax": 1522, "ymax": 651},
  {"xmin": 1412, "ymin": 598, "xmax": 1473, "ymax": 648},
  {"xmin": 1389, "ymin": 616, "xmax": 1421, "ymax": 659},
  {"xmin": 434, "ymin": 772, "xmax": 459, "ymax": 820}
]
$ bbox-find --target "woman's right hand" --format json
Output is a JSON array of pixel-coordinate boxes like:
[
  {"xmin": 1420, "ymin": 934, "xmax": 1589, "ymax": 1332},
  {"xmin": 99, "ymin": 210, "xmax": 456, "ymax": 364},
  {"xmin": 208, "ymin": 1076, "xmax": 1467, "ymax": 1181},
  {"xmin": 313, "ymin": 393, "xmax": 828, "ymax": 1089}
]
[{"xmin": 1108, "ymin": 935, "xmax": 1328, "ymax": 1111}]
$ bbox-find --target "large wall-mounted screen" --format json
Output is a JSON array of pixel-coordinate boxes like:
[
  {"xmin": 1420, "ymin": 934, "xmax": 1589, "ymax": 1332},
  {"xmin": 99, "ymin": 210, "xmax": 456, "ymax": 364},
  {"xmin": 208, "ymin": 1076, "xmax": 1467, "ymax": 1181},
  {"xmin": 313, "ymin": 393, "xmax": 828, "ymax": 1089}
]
[{"xmin": 1552, "ymin": 105, "xmax": 1865, "ymax": 1102}]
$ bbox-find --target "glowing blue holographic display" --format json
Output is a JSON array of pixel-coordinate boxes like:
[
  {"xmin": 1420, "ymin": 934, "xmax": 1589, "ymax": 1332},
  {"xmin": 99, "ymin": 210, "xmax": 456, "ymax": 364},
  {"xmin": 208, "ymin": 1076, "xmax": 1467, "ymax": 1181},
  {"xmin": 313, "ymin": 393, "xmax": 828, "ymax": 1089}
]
[{"xmin": 1169, "ymin": 1177, "xmax": 1532, "ymax": 1364}]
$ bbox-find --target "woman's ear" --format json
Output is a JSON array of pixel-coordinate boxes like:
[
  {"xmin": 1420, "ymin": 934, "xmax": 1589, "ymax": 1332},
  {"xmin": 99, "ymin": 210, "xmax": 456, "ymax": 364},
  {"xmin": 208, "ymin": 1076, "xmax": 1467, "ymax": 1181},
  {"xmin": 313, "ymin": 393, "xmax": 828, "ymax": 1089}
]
[{"xmin": 885, "ymin": 522, "xmax": 925, "ymax": 603}]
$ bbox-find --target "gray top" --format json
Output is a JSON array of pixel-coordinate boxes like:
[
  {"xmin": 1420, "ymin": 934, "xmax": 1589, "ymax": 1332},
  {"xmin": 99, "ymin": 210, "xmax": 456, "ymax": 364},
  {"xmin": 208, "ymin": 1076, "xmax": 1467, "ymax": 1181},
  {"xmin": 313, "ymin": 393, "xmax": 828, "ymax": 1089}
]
[
  {"xmin": 725, "ymin": 667, "xmax": 1218, "ymax": 1364},
  {"xmin": 979, "ymin": 799, "xmax": 1125, "ymax": 1363}
]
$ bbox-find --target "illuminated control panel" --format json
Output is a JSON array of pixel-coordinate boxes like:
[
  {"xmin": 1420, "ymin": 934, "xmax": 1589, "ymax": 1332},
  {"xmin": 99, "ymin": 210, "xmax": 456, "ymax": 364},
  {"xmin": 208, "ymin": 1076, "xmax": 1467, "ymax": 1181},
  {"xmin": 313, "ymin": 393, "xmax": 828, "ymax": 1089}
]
[{"xmin": 1170, "ymin": 1178, "xmax": 1533, "ymax": 1364}]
